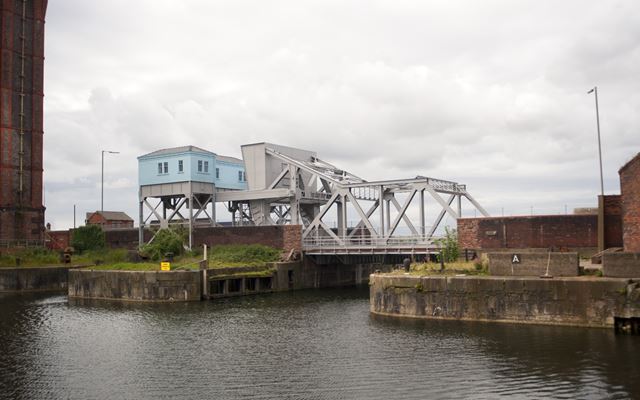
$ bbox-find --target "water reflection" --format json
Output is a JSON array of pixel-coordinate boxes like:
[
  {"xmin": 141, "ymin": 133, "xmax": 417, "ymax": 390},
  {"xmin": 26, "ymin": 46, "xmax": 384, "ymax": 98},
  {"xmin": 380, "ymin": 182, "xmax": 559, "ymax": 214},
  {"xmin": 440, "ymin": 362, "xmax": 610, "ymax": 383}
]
[{"xmin": 0, "ymin": 290, "xmax": 638, "ymax": 399}]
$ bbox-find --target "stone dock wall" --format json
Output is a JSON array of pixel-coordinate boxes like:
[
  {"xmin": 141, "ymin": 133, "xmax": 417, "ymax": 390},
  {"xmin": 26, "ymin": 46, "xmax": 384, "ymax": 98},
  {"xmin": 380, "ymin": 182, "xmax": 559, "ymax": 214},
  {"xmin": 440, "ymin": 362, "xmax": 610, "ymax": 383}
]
[
  {"xmin": 370, "ymin": 274, "xmax": 640, "ymax": 329},
  {"xmin": 0, "ymin": 266, "xmax": 71, "ymax": 292}
]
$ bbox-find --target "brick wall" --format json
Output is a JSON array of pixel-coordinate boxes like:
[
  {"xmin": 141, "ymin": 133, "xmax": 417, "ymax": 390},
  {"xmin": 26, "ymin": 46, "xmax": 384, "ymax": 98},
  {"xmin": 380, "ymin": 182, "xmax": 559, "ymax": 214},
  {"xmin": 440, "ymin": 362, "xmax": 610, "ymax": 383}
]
[
  {"xmin": 458, "ymin": 215, "xmax": 598, "ymax": 250},
  {"xmin": 193, "ymin": 225, "xmax": 302, "ymax": 253},
  {"xmin": 46, "ymin": 230, "xmax": 71, "ymax": 251},
  {"xmin": 620, "ymin": 153, "xmax": 640, "ymax": 252},
  {"xmin": 0, "ymin": 0, "xmax": 48, "ymax": 242},
  {"xmin": 47, "ymin": 225, "xmax": 303, "ymax": 252},
  {"xmin": 602, "ymin": 195, "xmax": 623, "ymax": 248}
]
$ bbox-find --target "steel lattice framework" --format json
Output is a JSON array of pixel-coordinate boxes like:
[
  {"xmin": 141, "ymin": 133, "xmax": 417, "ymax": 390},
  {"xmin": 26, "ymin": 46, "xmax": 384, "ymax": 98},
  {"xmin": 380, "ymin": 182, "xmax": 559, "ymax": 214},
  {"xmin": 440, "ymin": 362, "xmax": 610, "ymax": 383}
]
[{"xmin": 218, "ymin": 145, "xmax": 490, "ymax": 255}]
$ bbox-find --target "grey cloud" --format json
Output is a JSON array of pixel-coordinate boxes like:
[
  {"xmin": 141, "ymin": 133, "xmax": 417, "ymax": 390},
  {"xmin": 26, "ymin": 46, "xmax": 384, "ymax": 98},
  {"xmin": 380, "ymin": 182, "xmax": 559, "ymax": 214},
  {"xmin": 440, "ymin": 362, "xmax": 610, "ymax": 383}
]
[{"xmin": 42, "ymin": 0, "xmax": 640, "ymax": 229}]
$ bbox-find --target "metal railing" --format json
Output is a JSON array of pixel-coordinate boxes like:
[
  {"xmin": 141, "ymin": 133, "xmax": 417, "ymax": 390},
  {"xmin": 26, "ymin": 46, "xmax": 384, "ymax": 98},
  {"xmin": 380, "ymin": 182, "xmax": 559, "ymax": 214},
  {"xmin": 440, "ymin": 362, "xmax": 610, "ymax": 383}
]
[
  {"xmin": 0, "ymin": 239, "xmax": 45, "ymax": 248},
  {"xmin": 302, "ymin": 234, "xmax": 442, "ymax": 254}
]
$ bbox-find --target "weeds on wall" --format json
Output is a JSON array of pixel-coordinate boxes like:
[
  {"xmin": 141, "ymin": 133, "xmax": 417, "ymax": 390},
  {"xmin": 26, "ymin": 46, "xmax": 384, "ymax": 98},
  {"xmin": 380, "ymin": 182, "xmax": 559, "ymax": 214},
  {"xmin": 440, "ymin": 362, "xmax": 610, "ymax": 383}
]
[
  {"xmin": 141, "ymin": 228, "xmax": 185, "ymax": 261},
  {"xmin": 435, "ymin": 227, "xmax": 459, "ymax": 263}
]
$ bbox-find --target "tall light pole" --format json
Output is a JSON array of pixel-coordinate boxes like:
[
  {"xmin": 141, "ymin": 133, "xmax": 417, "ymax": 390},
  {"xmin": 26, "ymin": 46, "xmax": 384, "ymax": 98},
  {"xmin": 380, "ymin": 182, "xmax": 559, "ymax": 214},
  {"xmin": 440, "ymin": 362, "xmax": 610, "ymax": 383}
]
[
  {"xmin": 101, "ymin": 150, "xmax": 119, "ymax": 213},
  {"xmin": 587, "ymin": 86, "xmax": 604, "ymax": 196}
]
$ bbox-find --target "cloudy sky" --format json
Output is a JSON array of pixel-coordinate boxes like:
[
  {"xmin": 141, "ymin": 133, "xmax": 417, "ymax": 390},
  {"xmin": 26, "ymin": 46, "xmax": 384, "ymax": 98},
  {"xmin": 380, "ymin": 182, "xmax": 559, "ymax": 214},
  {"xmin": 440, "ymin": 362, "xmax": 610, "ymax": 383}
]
[{"xmin": 43, "ymin": 0, "xmax": 639, "ymax": 229}]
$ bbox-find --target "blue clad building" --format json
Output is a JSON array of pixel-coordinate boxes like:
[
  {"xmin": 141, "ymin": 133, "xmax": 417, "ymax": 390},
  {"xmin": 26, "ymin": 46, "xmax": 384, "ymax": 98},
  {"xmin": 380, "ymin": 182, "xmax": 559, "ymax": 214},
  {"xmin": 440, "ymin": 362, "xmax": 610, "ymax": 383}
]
[
  {"xmin": 137, "ymin": 145, "xmax": 247, "ymax": 247},
  {"xmin": 138, "ymin": 145, "xmax": 247, "ymax": 190}
]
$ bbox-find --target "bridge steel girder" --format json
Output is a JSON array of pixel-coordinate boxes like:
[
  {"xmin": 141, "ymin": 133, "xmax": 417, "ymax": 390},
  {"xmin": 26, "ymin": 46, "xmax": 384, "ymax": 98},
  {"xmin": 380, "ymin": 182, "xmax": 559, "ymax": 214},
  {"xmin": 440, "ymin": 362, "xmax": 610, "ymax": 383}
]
[
  {"xmin": 138, "ymin": 182, "xmax": 216, "ymax": 250},
  {"xmin": 181, "ymin": 145, "xmax": 490, "ymax": 255}
]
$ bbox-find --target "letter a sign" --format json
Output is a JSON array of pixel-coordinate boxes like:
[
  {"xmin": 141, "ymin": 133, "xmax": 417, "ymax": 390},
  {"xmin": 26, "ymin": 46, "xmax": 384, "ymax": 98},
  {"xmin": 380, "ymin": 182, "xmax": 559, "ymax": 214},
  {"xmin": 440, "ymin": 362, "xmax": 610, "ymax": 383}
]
[{"xmin": 511, "ymin": 254, "xmax": 521, "ymax": 264}]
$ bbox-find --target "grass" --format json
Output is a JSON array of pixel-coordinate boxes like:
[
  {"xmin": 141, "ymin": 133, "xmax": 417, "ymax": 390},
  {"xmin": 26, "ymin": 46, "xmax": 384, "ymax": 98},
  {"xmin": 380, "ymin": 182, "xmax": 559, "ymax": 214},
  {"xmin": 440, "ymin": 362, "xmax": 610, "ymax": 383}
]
[
  {"xmin": 207, "ymin": 244, "xmax": 281, "ymax": 268},
  {"xmin": 87, "ymin": 244, "xmax": 282, "ymax": 271},
  {"xmin": 389, "ymin": 261, "xmax": 489, "ymax": 276},
  {"xmin": 1, "ymin": 244, "xmax": 282, "ymax": 271},
  {"xmin": 0, "ymin": 247, "xmax": 60, "ymax": 268}
]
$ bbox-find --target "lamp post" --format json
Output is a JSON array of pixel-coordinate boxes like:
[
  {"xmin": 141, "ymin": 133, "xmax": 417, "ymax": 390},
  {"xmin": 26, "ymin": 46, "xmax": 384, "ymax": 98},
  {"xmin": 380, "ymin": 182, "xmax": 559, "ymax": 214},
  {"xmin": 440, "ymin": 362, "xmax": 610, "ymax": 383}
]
[
  {"xmin": 587, "ymin": 86, "xmax": 604, "ymax": 196},
  {"xmin": 101, "ymin": 150, "xmax": 119, "ymax": 213}
]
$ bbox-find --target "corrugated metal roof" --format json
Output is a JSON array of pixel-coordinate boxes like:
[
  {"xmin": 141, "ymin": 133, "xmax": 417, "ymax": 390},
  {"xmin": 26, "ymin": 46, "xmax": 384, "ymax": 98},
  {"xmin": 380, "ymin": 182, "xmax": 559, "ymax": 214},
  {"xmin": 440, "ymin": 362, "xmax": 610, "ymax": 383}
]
[
  {"xmin": 86, "ymin": 211, "xmax": 134, "ymax": 221},
  {"xmin": 139, "ymin": 145, "xmax": 214, "ymax": 158}
]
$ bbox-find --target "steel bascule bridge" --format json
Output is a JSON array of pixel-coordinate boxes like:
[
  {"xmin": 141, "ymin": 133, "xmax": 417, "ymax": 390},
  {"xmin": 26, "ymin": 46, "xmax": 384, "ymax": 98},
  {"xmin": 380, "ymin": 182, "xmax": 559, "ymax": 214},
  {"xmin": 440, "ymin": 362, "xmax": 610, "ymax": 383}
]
[{"xmin": 139, "ymin": 143, "xmax": 489, "ymax": 261}]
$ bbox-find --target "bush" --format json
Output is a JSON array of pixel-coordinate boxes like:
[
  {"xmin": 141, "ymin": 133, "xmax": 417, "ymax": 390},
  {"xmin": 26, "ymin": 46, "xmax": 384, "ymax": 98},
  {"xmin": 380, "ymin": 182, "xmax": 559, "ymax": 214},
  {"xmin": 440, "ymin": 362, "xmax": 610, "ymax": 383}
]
[
  {"xmin": 71, "ymin": 225, "xmax": 105, "ymax": 253},
  {"xmin": 435, "ymin": 227, "xmax": 459, "ymax": 263},
  {"xmin": 141, "ymin": 228, "xmax": 184, "ymax": 261},
  {"xmin": 209, "ymin": 244, "xmax": 280, "ymax": 264}
]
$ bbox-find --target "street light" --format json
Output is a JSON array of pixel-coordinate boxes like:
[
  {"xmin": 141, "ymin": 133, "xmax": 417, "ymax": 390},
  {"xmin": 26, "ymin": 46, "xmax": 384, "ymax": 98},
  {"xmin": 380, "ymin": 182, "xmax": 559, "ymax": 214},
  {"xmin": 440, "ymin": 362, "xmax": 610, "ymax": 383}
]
[
  {"xmin": 101, "ymin": 150, "xmax": 119, "ymax": 213},
  {"xmin": 587, "ymin": 86, "xmax": 604, "ymax": 196}
]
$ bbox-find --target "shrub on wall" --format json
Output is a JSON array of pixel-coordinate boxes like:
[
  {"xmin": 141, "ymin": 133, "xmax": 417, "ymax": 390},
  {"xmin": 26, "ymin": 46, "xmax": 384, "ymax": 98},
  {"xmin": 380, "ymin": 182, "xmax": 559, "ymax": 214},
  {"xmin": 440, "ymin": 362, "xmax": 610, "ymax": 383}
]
[
  {"xmin": 71, "ymin": 225, "xmax": 106, "ymax": 253},
  {"xmin": 141, "ymin": 228, "xmax": 185, "ymax": 261},
  {"xmin": 435, "ymin": 227, "xmax": 459, "ymax": 263}
]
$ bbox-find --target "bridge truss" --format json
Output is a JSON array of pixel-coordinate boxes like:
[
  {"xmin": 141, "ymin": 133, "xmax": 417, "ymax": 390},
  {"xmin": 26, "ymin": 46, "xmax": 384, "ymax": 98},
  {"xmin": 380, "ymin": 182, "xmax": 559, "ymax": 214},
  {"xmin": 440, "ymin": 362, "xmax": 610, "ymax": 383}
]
[{"xmin": 219, "ymin": 146, "xmax": 490, "ymax": 255}]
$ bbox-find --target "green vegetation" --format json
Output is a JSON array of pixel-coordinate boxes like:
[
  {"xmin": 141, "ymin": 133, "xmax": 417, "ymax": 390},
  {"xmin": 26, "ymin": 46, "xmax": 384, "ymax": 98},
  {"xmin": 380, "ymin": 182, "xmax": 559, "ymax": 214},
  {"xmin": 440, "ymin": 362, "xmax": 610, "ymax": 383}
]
[
  {"xmin": 0, "ymin": 242, "xmax": 283, "ymax": 271},
  {"xmin": 140, "ymin": 228, "xmax": 185, "ymax": 261},
  {"xmin": 89, "ymin": 262, "xmax": 160, "ymax": 271},
  {"xmin": 390, "ymin": 261, "xmax": 488, "ymax": 277},
  {"xmin": 74, "ymin": 248, "xmax": 129, "ymax": 265},
  {"xmin": 71, "ymin": 225, "xmax": 105, "ymax": 253},
  {"xmin": 0, "ymin": 247, "xmax": 60, "ymax": 268},
  {"xmin": 0, "ymin": 247, "xmax": 132, "ymax": 268},
  {"xmin": 434, "ymin": 227, "xmax": 459, "ymax": 263},
  {"xmin": 208, "ymin": 244, "xmax": 280, "ymax": 267},
  {"xmin": 210, "ymin": 267, "xmax": 276, "ymax": 279}
]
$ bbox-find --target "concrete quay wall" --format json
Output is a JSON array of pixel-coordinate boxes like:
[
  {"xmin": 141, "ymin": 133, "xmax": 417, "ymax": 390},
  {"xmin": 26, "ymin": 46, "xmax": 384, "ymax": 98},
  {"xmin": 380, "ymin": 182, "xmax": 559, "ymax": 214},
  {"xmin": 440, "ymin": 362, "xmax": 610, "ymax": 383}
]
[
  {"xmin": 370, "ymin": 274, "xmax": 640, "ymax": 329},
  {"xmin": 0, "ymin": 266, "xmax": 70, "ymax": 292},
  {"xmin": 69, "ymin": 261, "xmax": 391, "ymax": 302},
  {"xmin": 603, "ymin": 252, "xmax": 640, "ymax": 278},
  {"xmin": 69, "ymin": 270, "xmax": 202, "ymax": 302}
]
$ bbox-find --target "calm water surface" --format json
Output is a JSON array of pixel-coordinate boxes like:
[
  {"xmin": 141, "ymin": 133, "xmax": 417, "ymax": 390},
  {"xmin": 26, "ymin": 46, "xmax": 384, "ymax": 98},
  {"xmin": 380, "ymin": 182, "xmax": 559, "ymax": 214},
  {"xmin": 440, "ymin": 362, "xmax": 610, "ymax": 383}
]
[{"xmin": 1, "ymin": 288, "xmax": 639, "ymax": 399}]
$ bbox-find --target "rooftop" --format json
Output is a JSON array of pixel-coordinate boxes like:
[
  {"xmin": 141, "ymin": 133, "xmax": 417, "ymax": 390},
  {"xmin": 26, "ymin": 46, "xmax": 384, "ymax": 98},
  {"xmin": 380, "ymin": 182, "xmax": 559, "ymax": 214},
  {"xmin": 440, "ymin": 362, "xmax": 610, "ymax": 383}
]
[
  {"xmin": 86, "ymin": 211, "xmax": 134, "ymax": 222},
  {"xmin": 138, "ymin": 145, "xmax": 213, "ymax": 159},
  {"xmin": 138, "ymin": 145, "xmax": 243, "ymax": 164}
]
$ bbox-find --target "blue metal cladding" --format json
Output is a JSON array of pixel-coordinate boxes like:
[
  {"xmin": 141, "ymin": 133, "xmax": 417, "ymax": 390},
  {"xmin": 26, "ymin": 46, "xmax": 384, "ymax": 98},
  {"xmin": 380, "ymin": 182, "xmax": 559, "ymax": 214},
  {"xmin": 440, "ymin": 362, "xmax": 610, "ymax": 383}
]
[{"xmin": 138, "ymin": 148, "xmax": 247, "ymax": 190}]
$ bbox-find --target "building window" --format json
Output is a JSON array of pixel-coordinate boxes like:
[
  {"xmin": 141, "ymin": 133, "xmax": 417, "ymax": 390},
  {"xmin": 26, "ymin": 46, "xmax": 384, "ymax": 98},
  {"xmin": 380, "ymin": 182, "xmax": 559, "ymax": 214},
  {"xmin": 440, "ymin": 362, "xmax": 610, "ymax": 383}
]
[
  {"xmin": 215, "ymin": 168, "xmax": 219, "ymax": 178},
  {"xmin": 178, "ymin": 160, "xmax": 183, "ymax": 173},
  {"xmin": 158, "ymin": 163, "xmax": 162, "ymax": 174},
  {"xmin": 198, "ymin": 160, "xmax": 203, "ymax": 172},
  {"xmin": 163, "ymin": 162, "xmax": 168, "ymax": 174},
  {"xmin": 243, "ymin": 172, "xmax": 246, "ymax": 181},
  {"xmin": 204, "ymin": 161, "xmax": 209, "ymax": 173},
  {"xmin": 238, "ymin": 171, "xmax": 243, "ymax": 181}
]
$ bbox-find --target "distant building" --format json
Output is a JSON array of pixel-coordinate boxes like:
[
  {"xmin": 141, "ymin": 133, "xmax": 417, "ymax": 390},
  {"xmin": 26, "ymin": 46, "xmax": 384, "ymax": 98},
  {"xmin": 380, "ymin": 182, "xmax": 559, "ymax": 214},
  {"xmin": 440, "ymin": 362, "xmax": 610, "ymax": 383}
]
[{"xmin": 86, "ymin": 211, "xmax": 134, "ymax": 230}]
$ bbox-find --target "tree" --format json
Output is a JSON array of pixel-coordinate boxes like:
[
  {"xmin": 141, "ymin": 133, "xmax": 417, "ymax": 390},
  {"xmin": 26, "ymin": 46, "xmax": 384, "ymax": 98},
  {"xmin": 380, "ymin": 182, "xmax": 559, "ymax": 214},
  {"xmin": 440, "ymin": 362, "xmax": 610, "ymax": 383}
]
[{"xmin": 71, "ymin": 225, "xmax": 105, "ymax": 253}]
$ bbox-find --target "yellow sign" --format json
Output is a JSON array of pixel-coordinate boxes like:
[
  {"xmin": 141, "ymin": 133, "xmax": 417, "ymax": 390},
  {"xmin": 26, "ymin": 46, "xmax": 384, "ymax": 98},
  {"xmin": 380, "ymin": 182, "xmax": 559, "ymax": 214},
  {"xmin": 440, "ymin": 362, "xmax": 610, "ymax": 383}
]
[{"xmin": 160, "ymin": 262, "xmax": 171, "ymax": 271}]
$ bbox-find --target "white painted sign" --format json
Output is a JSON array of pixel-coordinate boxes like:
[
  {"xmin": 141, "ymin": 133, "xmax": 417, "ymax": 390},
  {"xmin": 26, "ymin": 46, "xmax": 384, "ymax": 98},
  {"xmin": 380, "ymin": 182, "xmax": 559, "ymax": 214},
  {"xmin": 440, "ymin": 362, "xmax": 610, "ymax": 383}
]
[{"xmin": 511, "ymin": 254, "xmax": 521, "ymax": 264}]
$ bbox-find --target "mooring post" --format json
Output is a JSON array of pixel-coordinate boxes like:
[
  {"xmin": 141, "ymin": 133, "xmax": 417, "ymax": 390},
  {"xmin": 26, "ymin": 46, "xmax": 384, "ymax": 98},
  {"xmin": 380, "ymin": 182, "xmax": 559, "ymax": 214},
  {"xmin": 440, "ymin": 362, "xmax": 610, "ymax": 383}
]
[{"xmin": 200, "ymin": 244, "xmax": 209, "ymax": 300}]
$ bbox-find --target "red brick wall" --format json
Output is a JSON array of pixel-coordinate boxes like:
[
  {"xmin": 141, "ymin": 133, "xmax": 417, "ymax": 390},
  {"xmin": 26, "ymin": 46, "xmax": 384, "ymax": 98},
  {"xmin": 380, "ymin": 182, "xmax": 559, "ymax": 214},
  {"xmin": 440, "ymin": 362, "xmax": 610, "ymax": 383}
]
[
  {"xmin": 48, "ymin": 225, "xmax": 303, "ymax": 252},
  {"xmin": 458, "ymin": 215, "xmax": 598, "ymax": 250},
  {"xmin": 0, "ymin": 0, "xmax": 48, "ymax": 242},
  {"xmin": 620, "ymin": 153, "xmax": 640, "ymax": 252},
  {"xmin": 603, "ymin": 195, "xmax": 623, "ymax": 248},
  {"xmin": 193, "ymin": 225, "xmax": 302, "ymax": 253},
  {"xmin": 45, "ymin": 230, "xmax": 70, "ymax": 250}
]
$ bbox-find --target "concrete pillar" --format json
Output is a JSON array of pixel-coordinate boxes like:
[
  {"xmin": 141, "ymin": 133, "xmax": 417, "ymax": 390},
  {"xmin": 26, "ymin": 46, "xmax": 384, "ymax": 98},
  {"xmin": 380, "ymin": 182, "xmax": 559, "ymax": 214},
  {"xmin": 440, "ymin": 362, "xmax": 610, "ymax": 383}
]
[{"xmin": 598, "ymin": 195, "xmax": 605, "ymax": 252}]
